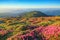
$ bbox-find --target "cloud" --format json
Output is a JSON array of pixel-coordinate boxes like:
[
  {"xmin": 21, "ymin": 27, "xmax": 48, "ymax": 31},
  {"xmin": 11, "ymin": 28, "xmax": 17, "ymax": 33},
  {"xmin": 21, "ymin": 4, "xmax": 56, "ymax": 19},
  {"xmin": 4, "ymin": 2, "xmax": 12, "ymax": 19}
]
[{"xmin": 0, "ymin": 5, "xmax": 60, "ymax": 9}]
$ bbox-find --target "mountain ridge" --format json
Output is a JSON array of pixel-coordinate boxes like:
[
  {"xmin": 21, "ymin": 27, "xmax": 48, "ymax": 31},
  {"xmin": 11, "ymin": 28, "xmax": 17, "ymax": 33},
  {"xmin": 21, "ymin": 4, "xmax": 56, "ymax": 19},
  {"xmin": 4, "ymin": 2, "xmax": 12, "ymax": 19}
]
[{"xmin": 19, "ymin": 11, "xmax": 48, "ymax": 18}]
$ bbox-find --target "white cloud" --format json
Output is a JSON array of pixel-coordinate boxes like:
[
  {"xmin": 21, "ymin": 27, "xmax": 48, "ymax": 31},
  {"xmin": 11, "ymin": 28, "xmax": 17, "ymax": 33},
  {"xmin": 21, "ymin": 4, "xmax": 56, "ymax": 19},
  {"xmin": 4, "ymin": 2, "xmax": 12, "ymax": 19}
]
[
  {"xmin": 0, "ymin": 5, "xmax": 60, "ymax": 8},
  {"xmin": 0, "ymin": 5, "xmax": 60, "ymax": 13}
]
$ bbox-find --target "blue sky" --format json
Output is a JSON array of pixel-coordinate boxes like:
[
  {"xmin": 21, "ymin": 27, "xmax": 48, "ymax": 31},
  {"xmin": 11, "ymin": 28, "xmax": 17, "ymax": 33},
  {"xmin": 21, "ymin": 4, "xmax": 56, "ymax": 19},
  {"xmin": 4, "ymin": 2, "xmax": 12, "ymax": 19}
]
[{"xmin": 0, "ymin": 0, "xmax": 60, "ymax": 8}]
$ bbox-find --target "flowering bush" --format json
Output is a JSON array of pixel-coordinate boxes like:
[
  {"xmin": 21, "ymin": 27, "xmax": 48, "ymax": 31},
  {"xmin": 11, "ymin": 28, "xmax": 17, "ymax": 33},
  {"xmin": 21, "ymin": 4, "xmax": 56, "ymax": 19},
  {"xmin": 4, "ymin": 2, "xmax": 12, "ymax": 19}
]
[
  {"xmin": 0, "ymin": 29, "xmax": 8, "ymax": 36},
  {"xmin": 42, "ymin": 26, "xmax": 60, "ymax": 40},
  {"xmin": 7, "ymin": 26, "xmax": 44, "ymax": 40},
  {"xmin": 8, "ymin": 26, "xmax": 60, "ymax": 40}
]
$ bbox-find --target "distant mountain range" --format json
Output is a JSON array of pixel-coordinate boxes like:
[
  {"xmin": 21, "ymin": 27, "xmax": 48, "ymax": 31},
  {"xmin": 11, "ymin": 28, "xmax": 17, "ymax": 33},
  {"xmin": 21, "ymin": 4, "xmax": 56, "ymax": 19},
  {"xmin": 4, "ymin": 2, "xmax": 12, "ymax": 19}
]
[{"xmin": 0, "ymin": 8, "xmax": 60, "ymax": 18}]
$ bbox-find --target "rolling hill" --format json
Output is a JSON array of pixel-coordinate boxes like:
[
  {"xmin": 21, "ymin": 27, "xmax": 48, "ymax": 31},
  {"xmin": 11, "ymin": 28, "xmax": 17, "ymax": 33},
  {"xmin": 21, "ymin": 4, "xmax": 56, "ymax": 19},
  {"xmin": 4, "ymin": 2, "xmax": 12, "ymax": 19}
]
[{"xmin": 19, "ymin": 11, "xmax": 48, "ymax": 18}]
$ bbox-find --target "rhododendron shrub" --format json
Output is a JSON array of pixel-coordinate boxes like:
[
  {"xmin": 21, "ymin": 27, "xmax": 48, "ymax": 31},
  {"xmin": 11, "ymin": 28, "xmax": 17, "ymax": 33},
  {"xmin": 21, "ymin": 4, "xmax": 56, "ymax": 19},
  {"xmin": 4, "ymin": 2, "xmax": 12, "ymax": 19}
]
[
  {"xmin": 7, "ymin": 26, "xmax": 60, "ymax": 40},
  {"xmin": 7, "ymin": 26, "xmax": 44, "ymax": 40},
  {"xmin": 0, "ymin": 29, "xmax": 8, "ymax": 36},
  {"xmin": 42, "ymin": 26, "xmax": 60, "ymax": 40}
]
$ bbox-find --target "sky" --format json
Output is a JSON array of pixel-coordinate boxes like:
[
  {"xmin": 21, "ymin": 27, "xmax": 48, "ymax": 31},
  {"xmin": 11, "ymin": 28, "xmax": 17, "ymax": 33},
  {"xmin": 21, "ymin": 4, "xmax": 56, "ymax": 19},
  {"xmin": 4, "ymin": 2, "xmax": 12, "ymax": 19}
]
[{"xmin": 0, "ymin": 0, "xmax": 60, "ymax": 9}]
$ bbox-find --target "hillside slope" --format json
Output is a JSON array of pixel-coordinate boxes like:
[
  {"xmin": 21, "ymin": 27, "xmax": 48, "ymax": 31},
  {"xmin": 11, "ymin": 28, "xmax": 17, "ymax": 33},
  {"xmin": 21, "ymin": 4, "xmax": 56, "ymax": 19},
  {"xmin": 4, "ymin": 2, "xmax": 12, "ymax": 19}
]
[{"xmin": 19, "ymin": 11, "xmax": 48, "ymax": 18}]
